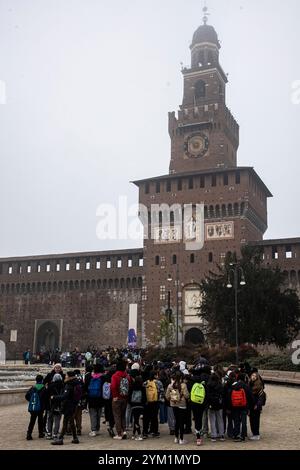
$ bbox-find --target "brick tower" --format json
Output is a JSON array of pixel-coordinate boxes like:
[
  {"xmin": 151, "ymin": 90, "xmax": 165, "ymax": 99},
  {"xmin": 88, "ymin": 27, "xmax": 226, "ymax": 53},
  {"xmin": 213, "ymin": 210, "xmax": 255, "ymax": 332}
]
[{"xmin": 134, "ymin": 11, "xmax": 272, "ymax": 348}]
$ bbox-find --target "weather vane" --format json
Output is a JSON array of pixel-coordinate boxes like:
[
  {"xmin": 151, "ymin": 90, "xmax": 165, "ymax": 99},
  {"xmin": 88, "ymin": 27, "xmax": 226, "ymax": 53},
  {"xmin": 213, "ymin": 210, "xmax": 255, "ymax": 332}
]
[{"xmin": 202, "ymin": 2, "xmax": 210, "ymax": 25}]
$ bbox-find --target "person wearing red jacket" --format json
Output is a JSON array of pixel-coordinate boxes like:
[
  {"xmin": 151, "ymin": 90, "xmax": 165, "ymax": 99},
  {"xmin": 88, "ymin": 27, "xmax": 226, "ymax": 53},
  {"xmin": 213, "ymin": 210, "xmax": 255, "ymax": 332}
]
[{"xmin": 111, "ymin": 360, "xmax": 131, "ymax": 440}]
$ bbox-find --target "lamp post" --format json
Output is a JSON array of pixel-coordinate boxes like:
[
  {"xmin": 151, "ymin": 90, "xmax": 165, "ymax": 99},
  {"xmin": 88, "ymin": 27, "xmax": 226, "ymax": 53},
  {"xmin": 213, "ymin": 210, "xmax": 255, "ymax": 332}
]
[
  {"xmin": 167, "ymin": 264, "xmax": 180, "ymax": 349},
  {"xmin": 226, "ymin": 262, "xmax": 246, "ymax": 364}
]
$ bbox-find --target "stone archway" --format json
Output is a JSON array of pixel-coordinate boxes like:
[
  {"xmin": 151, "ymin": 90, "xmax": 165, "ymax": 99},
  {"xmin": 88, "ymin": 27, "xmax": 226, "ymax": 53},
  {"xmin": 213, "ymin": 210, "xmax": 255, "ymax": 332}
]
[
  {"xmin": 184, "ymin": 327, "xmax": 204, "ymax": 347},
  {"xmin": 36, "ymin": 321, "xmax": 60, "ymax": 353}
]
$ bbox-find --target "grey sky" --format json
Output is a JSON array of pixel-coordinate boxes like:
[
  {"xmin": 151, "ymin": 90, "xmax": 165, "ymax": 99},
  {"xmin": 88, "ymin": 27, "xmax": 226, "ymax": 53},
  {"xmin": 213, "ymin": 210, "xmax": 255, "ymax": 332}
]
[{"xmin": 0, "ymin": 0, "xmax": 299, "ymax": 258}]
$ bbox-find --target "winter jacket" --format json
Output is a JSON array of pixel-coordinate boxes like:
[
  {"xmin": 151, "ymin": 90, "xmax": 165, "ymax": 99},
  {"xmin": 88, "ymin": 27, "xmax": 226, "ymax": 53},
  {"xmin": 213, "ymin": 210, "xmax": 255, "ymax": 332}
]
[
  {"xmin": 84, "ymin": 372, "xmax": 103, "ymax": 408},
  {"xmin": 43, "ymin": 369, "xmax": 65, "ymax": 386},
  {"xmin": 187, "ymin": 372, "xmax": 209, "ymax": 407},
  {"xmin": 25, "ymin": 383, "xmax": 46, "ymax": 411},
  {"xmin": 207, "ymin": 378, "xmax": 224, "ymax": 410},
  {"xmin": 166, "ymin": 382, "xmax": 189, "ymax": 409},
  {"xmin": 53, "ymin": 376, "xmax": 80, "ymax": 416},
  {"xmin": 44, "ymin": 380, "xmax": 64, "ymax": 411}
]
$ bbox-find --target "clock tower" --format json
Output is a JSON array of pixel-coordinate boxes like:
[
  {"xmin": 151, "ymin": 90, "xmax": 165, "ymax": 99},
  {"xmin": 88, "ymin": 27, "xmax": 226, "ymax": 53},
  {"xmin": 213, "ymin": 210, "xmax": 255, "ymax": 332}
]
[
  {"xmin": 169, "ymin": 12, "xmax": 239, "ymax": 173},
  {"xmin": 133, "ymin": 9, "xmax": 272, "ymax": 348}
]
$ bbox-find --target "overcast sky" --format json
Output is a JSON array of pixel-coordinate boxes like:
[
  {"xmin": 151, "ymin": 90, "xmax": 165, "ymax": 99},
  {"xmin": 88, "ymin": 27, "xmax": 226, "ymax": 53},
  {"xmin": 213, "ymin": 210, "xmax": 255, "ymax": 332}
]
[{"xmin": 0, "ymin": 0, "xmax": 299, "ymax": 258}]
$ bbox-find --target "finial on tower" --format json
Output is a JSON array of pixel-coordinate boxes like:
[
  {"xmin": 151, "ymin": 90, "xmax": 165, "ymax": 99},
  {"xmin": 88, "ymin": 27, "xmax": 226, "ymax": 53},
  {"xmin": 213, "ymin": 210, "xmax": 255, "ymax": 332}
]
[{"xmin": 202, "ymin": 3, "xmax": 210, "ymax": 25}]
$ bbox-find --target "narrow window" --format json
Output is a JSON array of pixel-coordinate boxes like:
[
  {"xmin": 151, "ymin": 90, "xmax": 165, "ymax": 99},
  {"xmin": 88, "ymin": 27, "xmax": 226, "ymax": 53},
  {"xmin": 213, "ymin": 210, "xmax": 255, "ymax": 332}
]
[
  {"xmin": 56, "ymin": 263, "xmax": 60, "ymax": 272},
  {"xmin": 145, "ymin": 182, "xmax": 149, "ymax": 194},
  {"xmin": 235, "ymin": 171, "xmax": 240, "ymax": 184},
  {"xmin": 139, "ymin": 256, "xmax": 143, "ymax": 267},
  {"xmin": 75, "ymin": 261, "xmax": 80, "ymax": 271},
  {"xmin": 155, "ymin": 256, "xmax": 160, "ymax": 266},
  {"xmin": 177, "ymin": 179, "xmax": 182, "ymax": 191},
  {"xmin": 166, "ymin": 180, "xmax": 171, "ymax": 192},
  {"xmin": 223, "ymin": 173, "xmax": 228, "ymax": 186},
  {"xmin": 128, "ymin": 257, "xmax": 132, "ymax": 267},
  {"xmin": 200, "ymin": 175, "xmax": 205, "ymax": 188},
  {"xmin": 208, "ymin": 252, "xmax": 213, "ymax": 263},
  {"xmin": 106, "ymin": 258, "xmax": 111, "ymax": 269},
  {"xmin": 190, "ymin": 254, "xmax": 195, "ymax": 263},
  {"xmin": 156, "ymin": 181, "xmax": 160, "ymax": 193},
  {"xmin": 188, "ymin": 177, "xmax": 194, "ymax": 189},
  {"xmin": 212, "ymin": 174, "xmax": 216, "ymax": 187},
  {"xmin": 172, "ymin": 254, "xmax": 177, "ymax": 265},
  {"xmin": 117, "ymin": 258, "xmax": 122, "ymax": 268},
  {"xmin": 96, "ymin": 259, "xmax": 100, "ymax": 269}
]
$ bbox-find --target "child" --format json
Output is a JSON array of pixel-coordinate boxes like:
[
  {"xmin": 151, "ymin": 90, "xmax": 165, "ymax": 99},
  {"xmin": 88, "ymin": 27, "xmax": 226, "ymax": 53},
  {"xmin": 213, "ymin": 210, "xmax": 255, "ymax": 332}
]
[
  {"xmin": 128, "ymin": 375, "xmax": 146, "ymax": 440},
  {"xmin": 25, "ymin": 374, "xmax": 46, "ymax": 440}
]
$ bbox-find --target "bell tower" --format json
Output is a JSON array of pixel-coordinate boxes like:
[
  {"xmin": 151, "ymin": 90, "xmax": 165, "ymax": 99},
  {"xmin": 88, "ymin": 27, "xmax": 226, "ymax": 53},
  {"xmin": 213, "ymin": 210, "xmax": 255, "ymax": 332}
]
[{"xmin": 169, "ymin": 8, "xmax": 239, "ymax": 174}]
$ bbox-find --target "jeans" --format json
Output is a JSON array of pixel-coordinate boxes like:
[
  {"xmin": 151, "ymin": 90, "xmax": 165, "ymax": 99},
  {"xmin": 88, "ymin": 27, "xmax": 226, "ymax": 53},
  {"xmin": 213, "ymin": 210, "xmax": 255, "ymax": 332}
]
[
  {"xmin": 159, "ymin": 402, "xmax": 168, "ymax": 424},
  {"xmin": 167, "ymin": 406, "xmax": 175, "ymax": 431},
  {"xmin": 208, "ymin": 409, "xmax": 224, "ymax": 438},
  {"xmin": 89, "ymin": 407, "xmax": 102, "ymax": 432}
]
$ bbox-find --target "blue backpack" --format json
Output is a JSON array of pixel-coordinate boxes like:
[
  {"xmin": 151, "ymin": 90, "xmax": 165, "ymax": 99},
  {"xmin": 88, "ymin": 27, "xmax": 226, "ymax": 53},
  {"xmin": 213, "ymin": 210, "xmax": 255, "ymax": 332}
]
[
  {"xmin": 28, "ymin": 388, "xmax": 42, "ymax": 412},
  {"xmin": 88, "ymin": 376, "xmax": 102, "ymax": 398}
]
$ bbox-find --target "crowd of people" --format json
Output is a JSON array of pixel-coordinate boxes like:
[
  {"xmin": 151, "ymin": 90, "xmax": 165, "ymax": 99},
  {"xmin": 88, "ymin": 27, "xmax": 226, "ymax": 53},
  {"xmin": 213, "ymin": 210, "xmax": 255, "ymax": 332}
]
[{"xmin": 24, "ymin": 351, "xmax": 267, "ymax": 446}]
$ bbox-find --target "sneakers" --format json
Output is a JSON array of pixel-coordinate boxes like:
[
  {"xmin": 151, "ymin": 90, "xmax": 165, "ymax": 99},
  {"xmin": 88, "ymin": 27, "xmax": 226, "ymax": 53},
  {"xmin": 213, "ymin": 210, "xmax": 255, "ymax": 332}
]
[
  {"xmin": 108, "ymin": 428, "xmax": 115, "ymax": 438},
  {"xmin": 179, "ymin": 439, "xmax": 187, "ymax": 445},
  {"xmin": 250, "ymin": 435, "xmax": 260, "ymax": 441},
  {"xmin": 122, "ymin": 432, "xmax": 127, "ymax": 440},
  {"xmin": 51, "ymin": 438, "xmax": 63, "ymax": 445},
  {"xmin": 174, "ymin": 437, "xmax": 179, "ymax": 444},
  {"xmin": 132, "ymin": 435, "xmax": 136, "ymax": 440},
  {"xmin": 89, "ymin": 431, "xmax": 97, "ymax": 437},
  {"xmin": 220, "ymin": 436, "xmax": 225, "ymax": 442},
  {"xmin": 151, "ymin": 432, "xmax": 160, "ymax": 438},
  {"xmin": 135, "ymin": 436, "xmax": 144, "ymax": 441},
  {"xmin": 211, "ymin": 438, "xmax": 217, "ymax": 442},
  {"xmin": 196, "ymin": 438, "xmax": 202, "ymax": 446},
  {"xmin": 113, "ymin": 435, "xmax": 123, "ymax": 440},
  {"xmin": 26, "ymin": 435, "xmax": 33, "ymax": 441},
  {"xmin": 71, "ymin": 438, "xmax": 80, "ymax": 444}
]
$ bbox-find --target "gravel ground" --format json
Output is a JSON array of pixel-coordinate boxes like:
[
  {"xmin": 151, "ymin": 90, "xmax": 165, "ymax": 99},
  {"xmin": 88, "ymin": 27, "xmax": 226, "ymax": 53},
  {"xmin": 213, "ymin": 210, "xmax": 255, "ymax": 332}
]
[{"xmin": 0, "ymin": 384, "xmax": 299, "ymax": 450}]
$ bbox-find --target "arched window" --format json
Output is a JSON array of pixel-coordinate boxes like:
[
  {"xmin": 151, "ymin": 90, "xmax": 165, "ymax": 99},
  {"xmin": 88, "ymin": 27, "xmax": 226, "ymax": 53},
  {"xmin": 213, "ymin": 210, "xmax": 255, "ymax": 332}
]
[
  {"xmin": 195, "ymin": 80, "xmax": 206, "ymax": 99},
  {"xmin": 172, "ymin": 254, "xmax": 177, "ymax": 265}
]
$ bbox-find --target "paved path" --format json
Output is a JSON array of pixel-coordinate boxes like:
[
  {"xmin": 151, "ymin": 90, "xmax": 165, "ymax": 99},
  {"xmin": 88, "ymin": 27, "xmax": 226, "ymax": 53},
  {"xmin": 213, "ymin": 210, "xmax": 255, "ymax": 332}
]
[{"xmin": 0, "ymin": 385, "xmax": 299, "ymax": 450}]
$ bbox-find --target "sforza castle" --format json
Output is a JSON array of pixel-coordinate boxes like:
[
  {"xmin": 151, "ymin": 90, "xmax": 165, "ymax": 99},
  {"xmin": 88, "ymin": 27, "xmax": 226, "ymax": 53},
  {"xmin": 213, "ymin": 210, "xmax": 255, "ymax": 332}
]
[{"xmin": 1, "ymin": 16, "xmax": 299, "ymax": 359}]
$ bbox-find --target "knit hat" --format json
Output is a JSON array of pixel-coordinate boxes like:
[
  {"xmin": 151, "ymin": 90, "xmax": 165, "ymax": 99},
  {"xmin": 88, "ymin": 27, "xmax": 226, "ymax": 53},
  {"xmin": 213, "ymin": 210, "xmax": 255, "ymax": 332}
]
[
  {"xmin": 52, "ymin": 373, "xmax": 63, "ymax": 382},
  {"xmin": 131, "ymin": 362, "xmax": 140, "ymax": 371}
]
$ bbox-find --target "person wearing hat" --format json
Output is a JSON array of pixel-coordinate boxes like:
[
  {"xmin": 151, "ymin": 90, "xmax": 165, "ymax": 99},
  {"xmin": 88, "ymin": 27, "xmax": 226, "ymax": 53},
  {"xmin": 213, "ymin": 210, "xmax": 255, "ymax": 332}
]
[{"xmin": 46, "ymin": 373, "xmax": 64, "ymax": 439}]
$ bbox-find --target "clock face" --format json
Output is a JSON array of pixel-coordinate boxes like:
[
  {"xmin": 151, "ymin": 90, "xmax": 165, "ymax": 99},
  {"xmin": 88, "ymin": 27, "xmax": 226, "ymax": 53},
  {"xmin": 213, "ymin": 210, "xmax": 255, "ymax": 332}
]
[{"xmin": 184, "ymin": 133, "xmax": 209, "ymax": 158}]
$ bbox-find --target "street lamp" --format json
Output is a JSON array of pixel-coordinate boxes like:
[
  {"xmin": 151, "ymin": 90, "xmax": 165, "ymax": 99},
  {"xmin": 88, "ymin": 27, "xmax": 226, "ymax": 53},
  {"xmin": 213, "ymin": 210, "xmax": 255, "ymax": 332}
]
[
  {"xmin": 167, "ymin": 264, "xmax": 180, "ymax": 349},
  {"xmin": 226, "ymin": 262, "xmax": 246, "ymax": 364}
]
